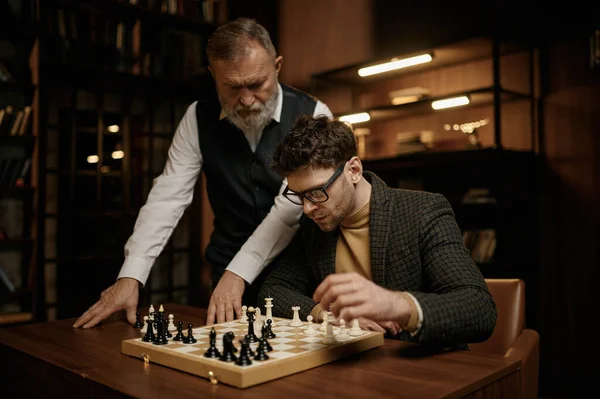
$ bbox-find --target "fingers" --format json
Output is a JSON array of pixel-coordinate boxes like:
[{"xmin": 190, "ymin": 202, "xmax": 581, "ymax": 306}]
[
  {"xmin": 319, "ymin": 281, "xmax": 358, "ymax": 312},
  {"xmin": 225, "ymin": 300, "xmax": 234, "ymax": 322},
  {"xmin": 233, "ymin": 296, "xmax": 243, "ymax": 320},
  {"xmin": 73, "ymin": 299, "xmax": 103, "ymax": 328},
  {"xmin": 359, "ymin": 318, "xmax": 386, "ymax": 333},
  {"xmin": 125, "ymin": 305, "xmax": 137, "ymax": 325},
  {"xmin": 338, "ymin": 303, "xmax": 372, "ymax": 323},
  {"xmin": 313, "ymin": 273, "xmax": 356, "ymax": 302},
  {"xmin": 379, "ymin": 321, "xmax": 399, "ymax": 335},
  {"xmin": 82, "ymin": 306, "xmax": 115, "ymax": 329},
  {"xmin": 216, "ymin": 301, "xmax": 226, "ymax": 324},
  {"xmin": 206, "ymin": 302, "xmax": 217, "ymax": 326}
]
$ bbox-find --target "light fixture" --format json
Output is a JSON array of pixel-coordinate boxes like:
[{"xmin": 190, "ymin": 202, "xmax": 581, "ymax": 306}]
[
  {"xmin": 431, "ymin": 96, "xmax": 470, "ymax": 110},
  {"xmin": 87, "ymin": 155, "xmax": 99, "ymax": 163},
  {"xmin": 111, "ymin": 150, "xmax": 124, "ymax": 159},
  {"xmin": 338, "ymin": 112, "xmax": 371, "ymax": 124},
  {"xmin": 107, "ymin": 125, "xmax": 120, "ymax": 133},
  {"xmin": 358, "ymin": 53, "xmax": 433, "ymax": 77}
]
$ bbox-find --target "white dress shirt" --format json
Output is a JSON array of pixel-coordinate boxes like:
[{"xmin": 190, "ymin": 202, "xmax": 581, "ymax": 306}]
[{"xmin": 117, "ymin": 84, "xmax": 333, "ymax": 286}]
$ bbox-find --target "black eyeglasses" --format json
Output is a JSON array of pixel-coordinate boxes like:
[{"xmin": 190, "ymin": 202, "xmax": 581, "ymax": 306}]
[{"xmin": 282, "ymin": 163, "xmax": 345, "ymax": 205}]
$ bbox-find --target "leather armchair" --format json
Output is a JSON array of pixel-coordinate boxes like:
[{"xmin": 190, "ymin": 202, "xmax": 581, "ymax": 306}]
[{"xmin": 470, "ymin": 279, "xmax": 540, "ymax": 399}]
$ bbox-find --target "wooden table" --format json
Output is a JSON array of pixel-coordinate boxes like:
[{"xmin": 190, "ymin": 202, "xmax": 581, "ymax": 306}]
[{"xmin": 0, "ymin": 304, "xmax": 520, "ymax": 398}]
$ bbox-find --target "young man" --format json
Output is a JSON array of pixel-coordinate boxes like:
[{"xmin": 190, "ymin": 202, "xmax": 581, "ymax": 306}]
[
  {"xmin": 73, "ymin": 18, "xmax": 332, "ymax": 329},
  {"xmin": 258, "ymin": 115, "xmax": 496, "ymax": 348}
]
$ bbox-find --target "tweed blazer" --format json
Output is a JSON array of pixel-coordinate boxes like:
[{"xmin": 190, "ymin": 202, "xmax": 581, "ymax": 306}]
[{"xmin": 258, "ymin": 172, "xmax": 497, "ymax": 348}]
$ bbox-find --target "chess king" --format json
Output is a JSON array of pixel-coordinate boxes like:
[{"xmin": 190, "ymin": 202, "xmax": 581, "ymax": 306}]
[{"xmin": 258, "ymin": 115, "xmax": 496, "ymax": 349}]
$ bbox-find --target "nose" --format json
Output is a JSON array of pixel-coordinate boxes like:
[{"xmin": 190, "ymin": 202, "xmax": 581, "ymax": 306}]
[
  {"xmin": 239, "ymin": 89, "xmax": 254, "ymax": 107},
  {"xmin": 303, "ymin": 199, "xmax": 317, "ymax": 214}
]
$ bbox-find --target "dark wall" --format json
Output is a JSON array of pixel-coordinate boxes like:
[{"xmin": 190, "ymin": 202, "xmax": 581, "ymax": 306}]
[{"xmin": 228, "ymin": 0, "xmax": 279, "ymax": 50}]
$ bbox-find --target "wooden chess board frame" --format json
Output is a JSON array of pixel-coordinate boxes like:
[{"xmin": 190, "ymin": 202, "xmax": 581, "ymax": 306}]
[{"xmin": 121, "ymin": 316, "xmax": 384, "ymax": 388}]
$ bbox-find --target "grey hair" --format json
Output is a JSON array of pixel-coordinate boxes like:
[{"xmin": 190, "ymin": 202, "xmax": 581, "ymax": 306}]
[{"xmin": 206, "ymin": 17, "xmax": 276, "ymax": 64}]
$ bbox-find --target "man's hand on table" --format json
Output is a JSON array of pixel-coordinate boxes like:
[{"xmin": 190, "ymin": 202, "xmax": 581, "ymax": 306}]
[
  {"xmin": 73, "ymin": 277, "xmax": 140, "ymax": 328},
  {"xmin": 205, "ymin": 270, "xmax": 245, "ymax": 325}
]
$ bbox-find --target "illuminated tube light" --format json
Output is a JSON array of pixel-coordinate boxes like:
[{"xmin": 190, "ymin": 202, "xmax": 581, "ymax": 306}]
[
  {"xmin": 112, "ymin": 150, "xmax": 124, "ymax": 159},
  {"xmin": 338, "ymin": 112, "xmax": 371, "ymax": 124},
  {"xmin": 107, "ymin": 125, "xmax": 120, "ymax": 133},
  {"xmin": 431, "ymin": 96, "xmax": 470, "ymax": 110},
  {"xmin": 358, "ymin": 54, "xmax": 433, "ymax": 77},
  {"xmin": 87, "ymin": 155, "xmax": 99, "ymax": 163}
]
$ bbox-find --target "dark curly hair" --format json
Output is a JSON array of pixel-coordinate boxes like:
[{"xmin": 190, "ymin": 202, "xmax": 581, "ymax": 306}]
[{"xmin": 271, "ymin": 115, "xmax": 357, "ymax": 177}]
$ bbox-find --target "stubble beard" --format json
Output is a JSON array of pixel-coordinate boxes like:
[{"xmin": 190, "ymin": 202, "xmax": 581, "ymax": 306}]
[{"xmin": 316, "ymin": 178, "xmax": 356, "ymax": 232}]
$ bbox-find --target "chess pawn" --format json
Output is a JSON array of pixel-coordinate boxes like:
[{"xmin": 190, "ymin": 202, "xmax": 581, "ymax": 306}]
[
  {"xmin": 133, "ymin": 311, "xmax": 143, "ymax": 329},
  {"xmin": 349, "ymin": 319, "xmax": 364, "ymax": 336},
  {"xmin": 167, "ymin": 314, "xmax": 177, "ymax": 332},
  {"xmin": 173, "ymin": 321, "xmax": 185, "ymax": 341},
  {"xmin": 319, "ymin": 311, "xmax": 328, "ymax": 332},
  {"xmin": 239, "ymin": 305, "xmax": 248, "ymax": 324},
  {"xmin": 148, "ymin": 304, "xmax": 155, "ymax": 318},
  {"xmin": 322, "ymin": 313, "xmax": 337, "ymax": 344},
  {"xmin": 336, "ymin": 319, "xmax": 351, "ymax": 341},
  {"xmin": 303, "ymin": 315, "xmax": 318, "ymax": 336},
  {"xmin": 183, "ymin": 323, "xmax": 197, "ymax": 344},
  {"xmin": 140, "ymin": 316, "xmax": 149, "ymax": 334},
  {"xmin": 254, "ymin": 337, "xmax": 270, "ymax": 361}
]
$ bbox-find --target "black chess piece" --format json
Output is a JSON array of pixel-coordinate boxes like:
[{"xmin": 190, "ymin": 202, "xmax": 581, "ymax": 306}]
[
  {"xmin": 173, "ymin": 321, "xmax": 184, "ymax": 341},
  {"xmin": 226, "ymin": 331, "xmax": 238, "ymax": 352},
  {"xmin": 261, "ymin": 330, "xmax": 273, "ymax": 352},
  {"xmin": 254, "ymin": 337, "xmax": 270, "ymax": 361},
  {"xmin": 235, "ymin": 339, "xmax": 253, "ymax": 366},
  {"xmin": 133, "ymin": 311, "xmax": 143, "ymax": 328},
  {"xmin": 246, "ymin": 307, "xmax": 259, "ymax": 343},
  {"xmin": 265, "ymin": 319, "xmax": 276, "ymax": 338},
  {"xmin": 183, "ymin": 323, "xmax": 197, "ymax": 344},
  {"xmin": 243, "ymin": 335, "xmax": 255, "ymax": 357},
  {"xmin": 203, "ymin": 327, "xmax": 221, "ymax": 358},
  {"xmin": 153, "ymin": 313, "xmax": 168, "ymax": 345},
  {"xmin": 142, "ymin": 316, "xmax": 156, "ymax": 342},
  {"xmin": 163, "ymin": 319, "xmax": 173, "ymax": 339},
  {"xmin": 219, "ymin": 333, "xmax": 237, "ymax": 362}
]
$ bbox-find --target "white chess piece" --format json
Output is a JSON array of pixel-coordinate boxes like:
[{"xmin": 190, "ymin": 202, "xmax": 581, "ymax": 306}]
[
  {"xmin": 349, "ymin": 319, "xmax": 363, "ymax": 336},
  {"xmin": 322, "ymin": 313, "xmax": 337, "ymax": 344},
  {"xmin": 239, "ymin": 305, "xmax": 248, "ymax": 324},
  {"xmin": 148, "ymin": 304, "xmax": 155, "ymax": 317},
  {"xmin": 254, "ymin": 308, "xmax": 263, "ymax": 333},
  {"xmin": 289, "ymin": 306, "xmax": 303, "ymax": 327},
  {"xmin": 167, "ymin": 314, "xmax": 176, "ymax": 332},
  {"xmin": 303, "ymin": 315, "xmax": 318, "ymax": 336},
  {"xmin": 265, "ymin": 296, "xmax": 275, "ymax": 326},
  {"xmin": 159, "ymin": 304, "xmax": 164, "ymax": 313},
  {"xmin": 319, "ymin": 311, "xmax": 328, "ymax": 332},
  {"xmin": 140, "ymin": 316, "xmax": 149, "ymax": 333},
  {"xmin": 336, "ymin": 319, "xmax": 351, "ymax": 341}
]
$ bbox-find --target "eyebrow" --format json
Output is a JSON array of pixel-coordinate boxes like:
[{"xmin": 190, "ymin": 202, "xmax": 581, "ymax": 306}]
[{"xmin": 225, "ymin": 78, "xmax": 266, "ymax": 88}]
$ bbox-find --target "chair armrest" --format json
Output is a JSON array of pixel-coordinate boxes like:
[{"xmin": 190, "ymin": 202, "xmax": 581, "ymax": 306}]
[{"xmin": 506, "ymin": 329, "xmax": 540, "ymax": 399}]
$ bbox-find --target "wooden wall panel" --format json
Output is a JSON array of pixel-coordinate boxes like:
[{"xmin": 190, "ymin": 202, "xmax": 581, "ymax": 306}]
[
  {"xmin": 537, "ymin": 32, "xmax": 600, "ymax": 396},
  {"xmin": 278, "ymin": 0, "xmax": 374, "ymax": 89}
]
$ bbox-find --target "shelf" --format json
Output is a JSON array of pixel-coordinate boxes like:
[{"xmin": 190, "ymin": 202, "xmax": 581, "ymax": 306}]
[
  {"xmin": 0, "ymin": 81, "xmax": 36, "ymax": 94},
  {"xmin": 0, "ymin": 238, "xmax": 34, "ymax": 251},
  {"xmin": 361, "ymin": 147, "xmax": 536, "ymax": 173},
  {"xmin": 41, "ymin": 63, "xmax": 216, "ymax": 98},
  {"xmin": 0, "ymin": 312, "xmax": 33, "ymax": 325},
  {"xmin": 312, "ymin": 36, "xmax": 531, "ymax": 85},
  {"xmin": 53, "ymin": 0, "xmax": 217, "ymax": 35},
  {"xmin": 338, "ymin": 87, "xmax": 532, "ymax": 124}
]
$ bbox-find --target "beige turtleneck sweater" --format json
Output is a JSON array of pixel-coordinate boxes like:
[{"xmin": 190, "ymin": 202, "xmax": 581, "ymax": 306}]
[{"xmin": 310, "ymin": 202, "xmax": 419, "ymax": 332}]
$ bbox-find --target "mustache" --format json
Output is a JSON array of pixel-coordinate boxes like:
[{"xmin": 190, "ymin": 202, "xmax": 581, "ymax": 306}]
[{"xmin": 235, "ymin": 103, "xmax": 263, "ymax": 112}]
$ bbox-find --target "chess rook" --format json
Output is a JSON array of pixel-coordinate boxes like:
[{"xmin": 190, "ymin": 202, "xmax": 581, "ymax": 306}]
[{"xmin": 289, "ymin": 306, "xmax": 302, "ymax": 327}]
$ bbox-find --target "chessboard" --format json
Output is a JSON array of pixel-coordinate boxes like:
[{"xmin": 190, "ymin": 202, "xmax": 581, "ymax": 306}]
[{"xmin": 121, "ymin": 307, "xmax": 384, "ymax": 389}]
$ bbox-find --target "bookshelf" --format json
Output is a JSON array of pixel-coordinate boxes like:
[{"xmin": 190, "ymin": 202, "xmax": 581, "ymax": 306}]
[
  {"xmin": 312, "ymin": 34, "xmax": 540, "ymax": 327},
  {"xmin": 4, "ymin": 0, "xmax": 233, "ymax": 322},
  {"xmin": 0, "ymin": 1, "xmax": 37, "ymax": 326}
]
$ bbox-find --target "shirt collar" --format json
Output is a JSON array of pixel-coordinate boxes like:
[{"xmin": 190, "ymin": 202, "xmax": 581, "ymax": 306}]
[{"xmin": 219, "ymin": 83, "xmax": 283, "ymax": 122}]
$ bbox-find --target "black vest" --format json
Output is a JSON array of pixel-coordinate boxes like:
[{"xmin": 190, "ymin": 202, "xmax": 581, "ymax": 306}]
[{"xmin": 196, "ymin": 84, "xmax": 317, "ymax": 275}]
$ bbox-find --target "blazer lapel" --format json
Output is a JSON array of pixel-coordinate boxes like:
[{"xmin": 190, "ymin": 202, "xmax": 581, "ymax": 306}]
[
  {"xmin": 315, "ymin": 230, "xmax": 339, "ymax": 282},
  {"xmin": 367, "ymin": 173, "xmax": 392, "ymax": 287}
]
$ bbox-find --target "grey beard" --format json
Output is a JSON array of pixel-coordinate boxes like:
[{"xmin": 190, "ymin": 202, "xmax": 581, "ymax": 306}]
[{"xmin": 222, "ymin": 89, "xmax": 279, "ymax": 136}]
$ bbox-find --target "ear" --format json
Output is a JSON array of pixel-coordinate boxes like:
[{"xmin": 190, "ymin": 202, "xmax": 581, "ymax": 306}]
[
  {"xmin": 275, "ymin": 55, "xmax": 283, "ymax": 76},
  {"xmin": 347, "ymin": 156, "xmax": 363, "ymax": 184}
]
